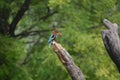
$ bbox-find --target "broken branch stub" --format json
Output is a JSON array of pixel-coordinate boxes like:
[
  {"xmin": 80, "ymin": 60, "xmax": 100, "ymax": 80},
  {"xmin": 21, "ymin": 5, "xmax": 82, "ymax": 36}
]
[
  {"xmin": 102, "ymin": 19, "xmax": 120, "ymax": 72},
  {"xmin": 52, "ymin": 41, "xmax": 85, "ymax": 80}
]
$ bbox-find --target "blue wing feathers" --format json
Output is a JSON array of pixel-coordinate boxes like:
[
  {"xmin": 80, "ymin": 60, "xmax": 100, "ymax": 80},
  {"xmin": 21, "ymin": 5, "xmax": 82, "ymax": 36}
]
[
  {"xmin": 48, "ymin": 34, "xmax": 56, "ymax": 47},
  {"xmin": 48, "ymin": 34, "xmax": 53, "ymax": 43}
]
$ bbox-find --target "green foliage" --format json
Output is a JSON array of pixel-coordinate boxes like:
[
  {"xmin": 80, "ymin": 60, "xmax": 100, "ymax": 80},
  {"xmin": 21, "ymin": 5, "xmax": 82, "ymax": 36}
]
[
  {"xmin": 1, "ymin": 0, "xmax": 120, "ymax": 80},
  {"xmin": 48, "ymin": 0, "xmax": 71, "ymax": 9},
  {"xmin": 0, "ymin": 35, "xmax": 32, "ymax": 80},
  {"xmin": 26, "ymin": 45, "xmax": 71, "ymax": 80},
  {"xmin": 0, "ymin": 36, "xmax": 24, "ymax": 63}
]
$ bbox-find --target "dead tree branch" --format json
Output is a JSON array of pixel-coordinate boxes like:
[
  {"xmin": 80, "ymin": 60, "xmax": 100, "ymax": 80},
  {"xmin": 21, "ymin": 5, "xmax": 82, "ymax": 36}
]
[
  {"xmin": 52, "ymin": 41, "xmax": 85, "ymax": 80},
  {"xmin": 102, "ymin": 19, "xmax": 120, "ymax": 72}
]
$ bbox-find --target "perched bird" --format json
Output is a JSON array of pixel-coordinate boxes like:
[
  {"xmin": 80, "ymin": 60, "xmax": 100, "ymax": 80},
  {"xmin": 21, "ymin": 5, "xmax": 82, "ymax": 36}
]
[{"xmin": 48, "ymin": 29, "xmax": 62, "ymax": 47}]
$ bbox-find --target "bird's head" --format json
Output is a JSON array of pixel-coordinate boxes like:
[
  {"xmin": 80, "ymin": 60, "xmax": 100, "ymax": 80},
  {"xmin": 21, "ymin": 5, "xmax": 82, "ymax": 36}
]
[{"xmin": 53, "ymin": 29, "xmax": 62, "ymax": 36}]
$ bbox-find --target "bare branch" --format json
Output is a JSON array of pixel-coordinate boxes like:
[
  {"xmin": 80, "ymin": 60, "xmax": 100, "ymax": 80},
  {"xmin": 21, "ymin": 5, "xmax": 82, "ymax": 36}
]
[
  {"xmin": 102, "ymin": 19, "xmax": 120, "ymax": 72},
  {"xmin": 52, "ymin": 41, "xmax": 85, "ymax": 80},
  {"xmin": 103, "ymin": 19, "xmax": 118, "ymax": 30},
  {"xmin": 15, "ymin": 29, "xmax": 51, "ymax": 39},
  {"xmin": 39, "ymin": 7, "xmax": 58, "ymax": 21}
]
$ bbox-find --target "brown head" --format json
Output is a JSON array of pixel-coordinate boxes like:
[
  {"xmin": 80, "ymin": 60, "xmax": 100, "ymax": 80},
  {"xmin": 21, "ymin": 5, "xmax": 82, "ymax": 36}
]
[{"xmin": 53, "ymin": 29, "xmax": 62, "ymax": 36}]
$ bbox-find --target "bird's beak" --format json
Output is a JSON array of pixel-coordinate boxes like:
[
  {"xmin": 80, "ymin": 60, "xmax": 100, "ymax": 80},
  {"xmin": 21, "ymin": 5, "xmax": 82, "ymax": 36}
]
[{"xmin": 57, "ymin": 32, "xmax": 62, "ymax": 36}]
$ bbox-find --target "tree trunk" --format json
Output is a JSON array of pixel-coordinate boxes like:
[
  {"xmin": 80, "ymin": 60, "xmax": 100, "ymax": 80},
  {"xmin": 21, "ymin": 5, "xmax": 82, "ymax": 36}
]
[
  {"xmin": 9, "ymin": 0, "xmax": 31, "ymax": 37},
  {"xmin": 52, "ymin": 41, "xmax": 85, "ymax": 80},
  {"xmin": 101, "ymin": 19, "xmax": 120, "ymax": 72}
]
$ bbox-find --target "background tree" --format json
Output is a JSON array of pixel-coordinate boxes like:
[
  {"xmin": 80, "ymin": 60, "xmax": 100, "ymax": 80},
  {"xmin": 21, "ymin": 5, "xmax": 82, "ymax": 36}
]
[{"xmin": 0, "ymin": 0, "xmax": 120, "ymax": 80}]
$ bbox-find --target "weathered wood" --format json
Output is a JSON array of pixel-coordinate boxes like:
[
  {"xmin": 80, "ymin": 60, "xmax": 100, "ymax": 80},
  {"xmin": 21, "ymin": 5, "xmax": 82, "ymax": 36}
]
[
  {"xmin": 102, "ymin": 19, "xmax": 120, "ymax": 72},
  {"xmin": 52, "ymin": 41, "xmax": 85, "ymax": 80}
]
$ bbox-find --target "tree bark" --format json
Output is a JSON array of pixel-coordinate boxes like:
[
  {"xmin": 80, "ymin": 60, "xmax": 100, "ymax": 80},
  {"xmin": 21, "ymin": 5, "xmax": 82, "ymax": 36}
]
[
  {"xmin": 101, "ymin": 19, "xmax": 120, "ymax": 72},
  {"xmin": 9, "ymin": 0, "xmax": 31, "ymax": 37},
  {"xmin": 52, "ymin": 41, "xmax": 85, "ymax": 80},
  {"xmin": 0, "ymin": 6, "xmax": 10, "ymax": 34}
]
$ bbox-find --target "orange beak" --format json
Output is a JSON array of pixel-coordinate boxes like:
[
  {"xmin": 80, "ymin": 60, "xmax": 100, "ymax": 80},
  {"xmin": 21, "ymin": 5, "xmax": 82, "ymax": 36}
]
[
  {"xmin": 53, "ymin": 29, "xmax": 62, "ymax": 36},
  {"xmin": 57, "ymin": 32, "xmax": 62, "ymax": 36}
]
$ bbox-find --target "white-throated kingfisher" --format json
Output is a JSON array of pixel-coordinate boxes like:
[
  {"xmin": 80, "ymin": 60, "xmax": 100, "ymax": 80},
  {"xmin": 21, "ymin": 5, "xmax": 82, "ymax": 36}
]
[{"xmin": 48, "ymin": 29, "xmax": 62, "ymax": 47}]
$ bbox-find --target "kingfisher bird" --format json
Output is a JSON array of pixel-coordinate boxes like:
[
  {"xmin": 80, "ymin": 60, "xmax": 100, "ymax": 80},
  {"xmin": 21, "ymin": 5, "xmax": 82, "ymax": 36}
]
[{"xmin": 48, "ymin": 29, "xmax": 62, "ymax": 47}]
